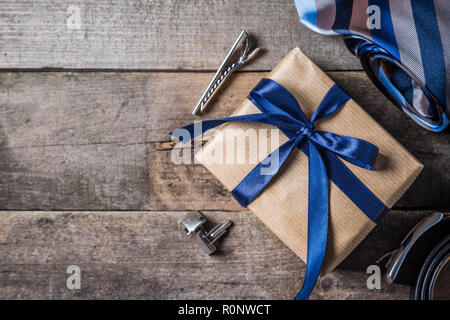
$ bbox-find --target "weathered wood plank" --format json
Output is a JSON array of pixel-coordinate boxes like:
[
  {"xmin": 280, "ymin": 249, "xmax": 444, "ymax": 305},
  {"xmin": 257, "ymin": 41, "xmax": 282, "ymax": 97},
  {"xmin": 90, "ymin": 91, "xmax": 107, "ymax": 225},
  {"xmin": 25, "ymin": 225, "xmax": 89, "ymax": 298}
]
[
  {"xmin": 1, "ymin": 210, "xmax": 428, "ymax": 299},
  {"xmin": 1, "ymin": 71, "xmax": 447, "ymax": 153},
  {"xmin": 0, "ymin": 71, "xmax": 448, "ymax": 210},
  {"xmin": 148, "ymin": 147, "xmax": 448, "ymax": 211},
  {"xmin": 2, "ymin": 140, "xmax": 445, "ymax": 211},
  {"xmin": 0, "ymin": 0, "xmax": 359, "ymax": 70}
]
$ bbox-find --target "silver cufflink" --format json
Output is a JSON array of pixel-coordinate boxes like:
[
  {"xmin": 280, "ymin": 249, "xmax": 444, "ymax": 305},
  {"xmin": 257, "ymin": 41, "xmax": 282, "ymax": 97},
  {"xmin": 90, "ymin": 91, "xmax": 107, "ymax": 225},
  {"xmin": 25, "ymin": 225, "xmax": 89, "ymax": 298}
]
[{"xmin": 181, "ymin": 212, "xmax": 232, "ymax": 254}]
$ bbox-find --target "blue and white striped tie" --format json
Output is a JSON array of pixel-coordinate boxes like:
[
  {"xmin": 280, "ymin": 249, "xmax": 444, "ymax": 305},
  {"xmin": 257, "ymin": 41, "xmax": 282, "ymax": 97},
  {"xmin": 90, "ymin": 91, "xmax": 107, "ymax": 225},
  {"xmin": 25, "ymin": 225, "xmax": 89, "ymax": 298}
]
[{"xmin": 295, "ymin": 0, "xmax": 449, "ymax": 131}]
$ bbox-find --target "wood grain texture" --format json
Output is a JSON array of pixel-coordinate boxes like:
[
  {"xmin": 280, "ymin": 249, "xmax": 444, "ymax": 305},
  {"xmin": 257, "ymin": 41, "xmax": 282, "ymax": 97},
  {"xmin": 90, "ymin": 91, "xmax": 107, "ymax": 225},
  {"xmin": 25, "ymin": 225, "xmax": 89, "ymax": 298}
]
[
  {"xmin": 0, "ymin": 0, "xmax": 359, "ymax": 71},
  {"xmin": 0, "ymin": 0, "xmax": 445, "ymax": 302},
  {"xmin": 0, "ymin": 209, "xmax": 429, "ymax": 300},
  {"xmin": 0, "ymin": 71, "xmax": 448, "ymax": 211}
]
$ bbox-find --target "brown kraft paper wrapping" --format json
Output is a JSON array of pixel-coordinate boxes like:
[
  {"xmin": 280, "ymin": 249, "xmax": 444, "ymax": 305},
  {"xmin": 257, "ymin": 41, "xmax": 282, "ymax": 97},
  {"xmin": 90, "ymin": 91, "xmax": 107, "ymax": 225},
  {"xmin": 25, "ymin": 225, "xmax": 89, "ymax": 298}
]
[{"xmin": 195, "ymin": 48, "xmax": 423, "ymax": 274}]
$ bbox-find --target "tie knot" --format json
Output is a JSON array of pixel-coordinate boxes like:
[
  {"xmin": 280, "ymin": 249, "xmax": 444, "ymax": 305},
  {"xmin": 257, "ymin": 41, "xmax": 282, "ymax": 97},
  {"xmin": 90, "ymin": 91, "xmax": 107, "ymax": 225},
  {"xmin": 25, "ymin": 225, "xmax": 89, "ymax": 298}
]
[{"xmin": 296, "ymin": 123, "xmax": 315, "ymax": 137}]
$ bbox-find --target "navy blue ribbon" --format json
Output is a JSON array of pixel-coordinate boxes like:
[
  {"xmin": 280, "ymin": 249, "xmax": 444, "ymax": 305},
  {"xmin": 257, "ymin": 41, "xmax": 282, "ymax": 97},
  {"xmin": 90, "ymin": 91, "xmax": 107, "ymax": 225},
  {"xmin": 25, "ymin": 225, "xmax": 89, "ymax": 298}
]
[{"xmin": 171, "ymin": 78, "xmax": 388, "ymax": 299}]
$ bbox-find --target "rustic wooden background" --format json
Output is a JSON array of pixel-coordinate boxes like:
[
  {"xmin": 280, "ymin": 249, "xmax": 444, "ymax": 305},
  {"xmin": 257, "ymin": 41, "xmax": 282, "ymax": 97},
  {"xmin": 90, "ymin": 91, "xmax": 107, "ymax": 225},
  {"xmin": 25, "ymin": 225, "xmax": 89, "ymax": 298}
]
[{"xmin": 0, "ymin": 0, "xmax": 448, "ymax": 300}]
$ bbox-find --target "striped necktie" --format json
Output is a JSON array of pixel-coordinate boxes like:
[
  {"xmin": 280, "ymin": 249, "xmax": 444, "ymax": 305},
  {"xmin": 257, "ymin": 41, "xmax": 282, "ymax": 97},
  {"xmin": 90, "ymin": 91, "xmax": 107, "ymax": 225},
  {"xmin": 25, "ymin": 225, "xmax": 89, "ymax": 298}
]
[{"xmin": 295, "ymin": 0, "xmax": 449, "ymax": 132}]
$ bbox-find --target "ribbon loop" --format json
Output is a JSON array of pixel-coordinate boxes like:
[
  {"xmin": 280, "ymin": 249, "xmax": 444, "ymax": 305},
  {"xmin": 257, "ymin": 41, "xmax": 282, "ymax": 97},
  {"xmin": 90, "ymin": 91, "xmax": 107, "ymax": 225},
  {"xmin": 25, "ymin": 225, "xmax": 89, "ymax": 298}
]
[
  {"xmin": 310, "ymin": 131, "xmax": 378, "ymax": 169},
  {"xmin": 250, "ymin": 78, "xmax": 309, "ymax": 123},
  {"xmin": 310, "ymin": 84, "xmax": 350, "ymax": 123}
]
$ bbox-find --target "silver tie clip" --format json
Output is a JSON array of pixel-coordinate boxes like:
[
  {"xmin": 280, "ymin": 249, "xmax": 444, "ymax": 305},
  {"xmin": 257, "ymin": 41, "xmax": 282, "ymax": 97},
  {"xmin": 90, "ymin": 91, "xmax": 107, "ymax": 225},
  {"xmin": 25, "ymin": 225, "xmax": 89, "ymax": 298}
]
[{"xmin": 192, "ymin": 29, "xmax": 260, "ymax": 115}]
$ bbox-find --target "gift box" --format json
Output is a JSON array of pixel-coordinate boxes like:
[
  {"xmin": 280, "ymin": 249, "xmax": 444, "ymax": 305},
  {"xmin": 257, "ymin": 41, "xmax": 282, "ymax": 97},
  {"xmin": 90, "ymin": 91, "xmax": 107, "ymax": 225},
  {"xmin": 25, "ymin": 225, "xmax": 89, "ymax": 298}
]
[{"xmin": 176, "ymin": 48, "xmax": 423, "ymax": 296}]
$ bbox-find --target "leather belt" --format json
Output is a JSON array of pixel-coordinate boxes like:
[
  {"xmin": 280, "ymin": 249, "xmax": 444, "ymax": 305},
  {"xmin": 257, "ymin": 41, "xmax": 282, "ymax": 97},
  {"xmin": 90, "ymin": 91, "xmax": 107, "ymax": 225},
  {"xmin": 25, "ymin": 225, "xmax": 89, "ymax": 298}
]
[
  {"xmin": 385, "ymin": 212, "xmax": 450, "ymax": 300},
  {"xmin": 414, "ymin": 234, "xmax": 450, "ymax": 299}
]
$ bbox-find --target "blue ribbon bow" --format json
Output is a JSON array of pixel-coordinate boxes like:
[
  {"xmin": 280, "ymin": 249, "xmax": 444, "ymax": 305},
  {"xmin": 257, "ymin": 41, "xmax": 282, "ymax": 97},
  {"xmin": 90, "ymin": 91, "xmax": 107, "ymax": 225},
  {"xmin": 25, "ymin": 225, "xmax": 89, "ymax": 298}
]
[{"xmin": 171, "ymin": 78, "xmax": 388, "ymax": 299}]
